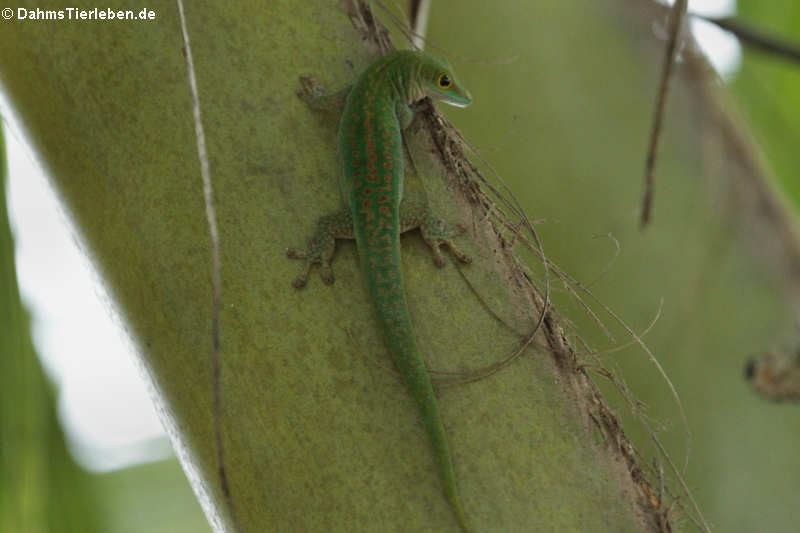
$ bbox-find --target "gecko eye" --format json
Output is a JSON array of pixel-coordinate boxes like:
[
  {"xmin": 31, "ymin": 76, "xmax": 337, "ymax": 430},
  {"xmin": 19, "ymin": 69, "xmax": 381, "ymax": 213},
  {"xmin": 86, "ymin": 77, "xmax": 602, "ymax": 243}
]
[{"xmin": 437, "ymin": 73, "xmax": 452, "ymax": 89}]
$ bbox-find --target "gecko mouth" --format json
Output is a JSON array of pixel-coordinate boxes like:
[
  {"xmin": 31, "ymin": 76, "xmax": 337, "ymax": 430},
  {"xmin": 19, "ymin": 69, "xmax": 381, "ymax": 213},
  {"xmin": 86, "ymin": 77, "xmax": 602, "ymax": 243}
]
[
  {"xmin": 429, "ymin": 92, "xmax": 472, "ymax": 108},
  {"xmin": 441, "ymin": 99, "xmax": 471, "ymax": 108}
]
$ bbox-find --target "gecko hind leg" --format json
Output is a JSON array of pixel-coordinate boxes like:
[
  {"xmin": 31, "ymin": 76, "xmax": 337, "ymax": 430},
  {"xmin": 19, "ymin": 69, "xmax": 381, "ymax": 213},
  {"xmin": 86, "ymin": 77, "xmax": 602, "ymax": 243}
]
[
  {"xmin": 287, "ymin": 210, "xmax": 354, "ymax": 288},
  {"xmin": 402, "ymin": 201, "xmax": 472, "ymax": 268}
]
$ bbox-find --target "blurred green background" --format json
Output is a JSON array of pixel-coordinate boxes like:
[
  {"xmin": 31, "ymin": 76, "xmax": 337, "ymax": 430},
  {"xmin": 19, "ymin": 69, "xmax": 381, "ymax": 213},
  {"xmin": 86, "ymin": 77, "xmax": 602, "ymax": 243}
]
[
  {"xmin": 425, "ymin": 1, "xmax": 800, "ymax": 531},
  {"xmin": 3, "ymin": 0, "xmax": 800, "ymax": 531},
  {"xmin": 427, "ymin": 1, "xmax": 800, "ymax": 531}
]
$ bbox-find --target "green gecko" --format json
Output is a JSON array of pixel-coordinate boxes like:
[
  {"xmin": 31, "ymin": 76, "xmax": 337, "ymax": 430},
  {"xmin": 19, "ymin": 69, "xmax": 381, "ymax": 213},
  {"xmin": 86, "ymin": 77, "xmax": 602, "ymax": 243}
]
[{"xmin": 287, "ymin": 50, "xmax": 475, "ymax": 531}]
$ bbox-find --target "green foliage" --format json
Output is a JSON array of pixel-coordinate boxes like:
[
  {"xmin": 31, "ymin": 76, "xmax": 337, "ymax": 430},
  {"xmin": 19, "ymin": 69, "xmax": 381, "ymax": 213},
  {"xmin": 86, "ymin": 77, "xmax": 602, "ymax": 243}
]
[
  {"xmin": 0, "ymin": 1, "xmax": 653, "ymax": 531},
  {"xmin": 430, "ymin": 0, "xmax": 800, "ymax": 531},
  {"xmin": 730, "ymin": 5, "xmax": 800, "ymax": 207},
  {"xmin": 5, "ymin": 0, "xmax": 800, "ymax": 531},
  {"xmin": 0, "ymin": 126, "xmax": 103, "ymax": 533},
  {"xmin": 94, "ymin": 459, "xmax": 211, "ymax": 533}
]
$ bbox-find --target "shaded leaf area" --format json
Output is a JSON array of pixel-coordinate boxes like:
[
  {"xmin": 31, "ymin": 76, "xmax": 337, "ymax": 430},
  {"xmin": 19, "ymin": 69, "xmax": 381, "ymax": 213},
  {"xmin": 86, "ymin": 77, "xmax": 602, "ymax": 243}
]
[{"xmin": 429, "ymin": 0, "xmax": 800, "ymax": 531}]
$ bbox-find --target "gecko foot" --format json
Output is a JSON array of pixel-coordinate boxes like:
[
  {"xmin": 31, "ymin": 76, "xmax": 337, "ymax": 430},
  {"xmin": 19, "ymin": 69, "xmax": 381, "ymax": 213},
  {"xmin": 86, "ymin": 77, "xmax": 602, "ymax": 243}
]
[
  {"xmin": 287, "ymin": 211, "xmax": 352, "ymax": 288},
  {"xmin": 286, "ymin": 238, "xmax": 335, "ymax": 288},
  {"xmin": 297, "ymin": 75, "xmax": 327, "ymax": 105},
  {"xmin": 420, "ymin": 219, "xmax": 472, "ymax": 268},
  {"xmin": 297, "ymin": 75, "xmax": 351, "ymax": 112}
]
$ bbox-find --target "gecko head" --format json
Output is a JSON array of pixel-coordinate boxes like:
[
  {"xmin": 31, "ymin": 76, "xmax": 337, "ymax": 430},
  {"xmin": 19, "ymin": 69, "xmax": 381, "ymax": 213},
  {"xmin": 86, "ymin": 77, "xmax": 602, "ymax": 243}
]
[{"xmin": 418, "ymin": 54, "xmax": 472, "ymax": 108}]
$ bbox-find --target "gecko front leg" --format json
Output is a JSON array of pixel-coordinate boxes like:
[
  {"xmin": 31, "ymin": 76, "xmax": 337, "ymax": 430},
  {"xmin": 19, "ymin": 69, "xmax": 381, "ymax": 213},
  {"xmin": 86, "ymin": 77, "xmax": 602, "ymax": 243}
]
[
  {"xmin": 297, "ymin": 75, "xmax": 351, "ymax": 112},
  {"xmin": 287, "ymin": 201, "xmax": 470, "ymax": 287}
]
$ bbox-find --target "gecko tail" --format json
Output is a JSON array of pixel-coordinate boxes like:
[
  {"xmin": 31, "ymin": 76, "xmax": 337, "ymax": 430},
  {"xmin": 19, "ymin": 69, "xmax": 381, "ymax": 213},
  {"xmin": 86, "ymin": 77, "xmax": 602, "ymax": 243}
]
[
  {"xmin": 361, "ymin": 240, "xmax": 474, "ymax": 531},
  {"xmin": 380, "ymin": 313, "xmax": 475, "ymax": 532}
]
